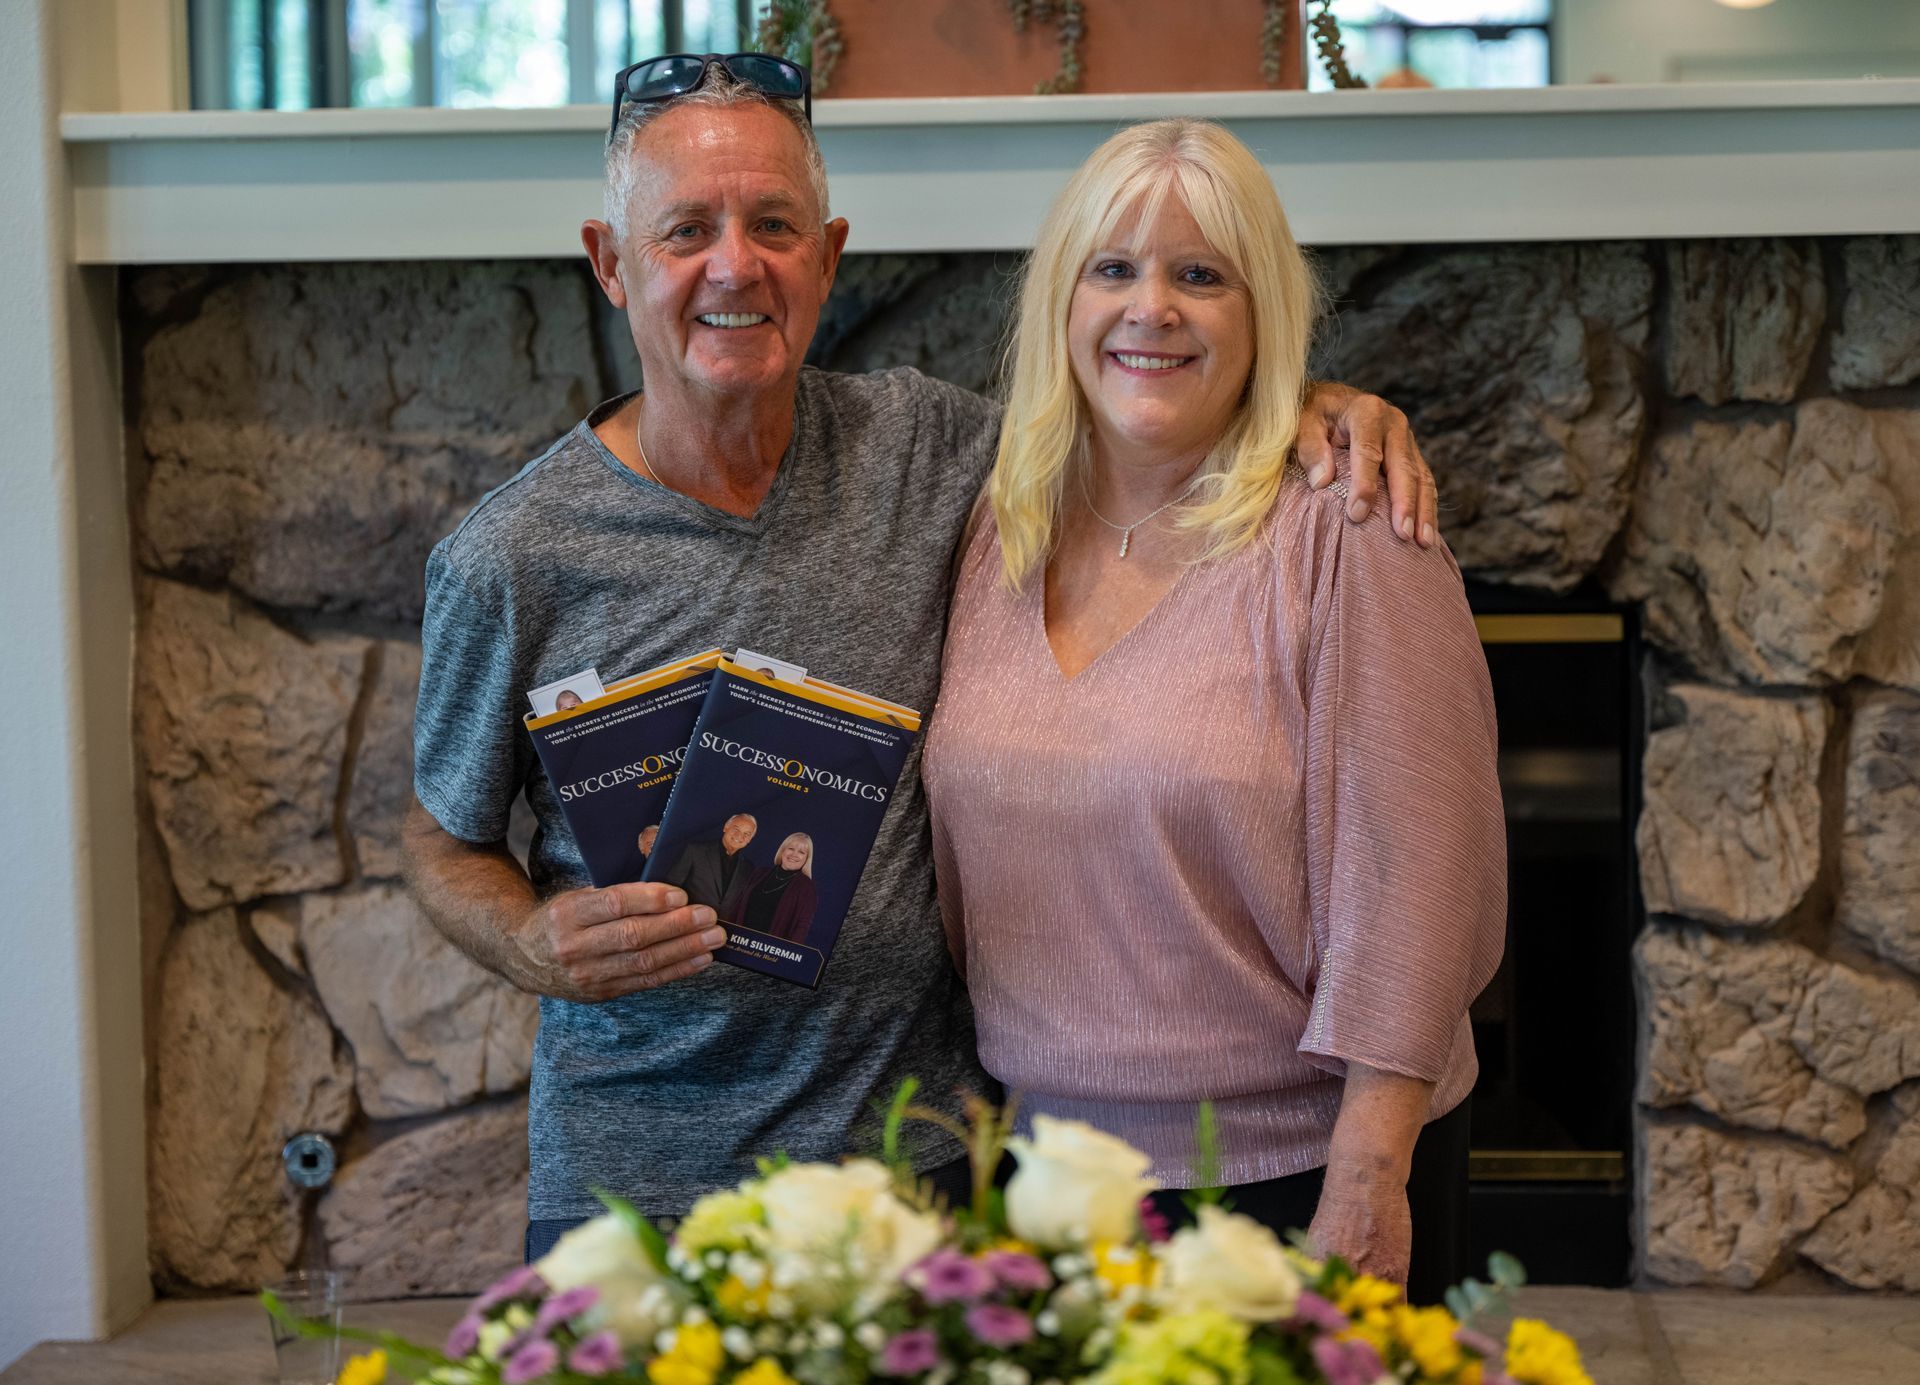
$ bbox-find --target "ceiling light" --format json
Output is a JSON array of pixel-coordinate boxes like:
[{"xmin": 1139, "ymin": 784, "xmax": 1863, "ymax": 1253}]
[{"xmin": 1715, "ymin": 0, "xmax": 1777, "ymax": 9}]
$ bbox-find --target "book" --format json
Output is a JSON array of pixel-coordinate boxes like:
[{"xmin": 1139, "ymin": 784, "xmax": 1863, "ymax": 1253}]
[
  {"xmin": 523, "ymin": 650, "xmax": 725, "ymax": 888},
  {"xmin": 642, "ymin": 656, "xmax": 921, "ymax": 989}
]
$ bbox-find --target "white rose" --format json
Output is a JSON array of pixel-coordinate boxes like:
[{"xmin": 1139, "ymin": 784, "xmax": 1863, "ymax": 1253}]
[
  {"xmin": 535, "ymin": 1214, "xmax": 688, "ymax": 1347},
  {"xmin": 757, "ymin": 1160, "xmax": 943, "ymax": 1312},
  {"xmin": 1004, "ymin": 1116, "xmax": 1156, "ymax": 1248},
  {"xmin": 1153, "ymin": 1204, "xmax": 1302, "ymax": 1321}
]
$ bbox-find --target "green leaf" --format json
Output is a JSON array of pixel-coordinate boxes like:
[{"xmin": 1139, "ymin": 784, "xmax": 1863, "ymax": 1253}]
[
  {"xmin": 594, "ymin": 1188, "xmax": 672, "ymax": 1275},
  {"xmin": 1247, "ymin": 1342, "xmax": 1306, "ymax": 1385},
  {"xmin": 259, "ymin": 1293, "xmax": 458, "ymax": 1377},
  {"xmin": 1444, "ymin": 1286, "xmax": 1472, "ymax": 1320},
  {"xmin": 882, "ymin": 1077, "xmax": 920, "ymax": 1168},
  {"xmin": 1488, "ymin": 1250, "xmax": 1527, "ymax": 1290},
  {"xmin": 1191, "ymin": 1101, "xmax": 1224, "ymax": 1200}
]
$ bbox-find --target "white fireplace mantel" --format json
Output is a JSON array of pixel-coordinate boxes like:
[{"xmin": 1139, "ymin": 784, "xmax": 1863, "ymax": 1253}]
[{"xmin": 62, "ymin": 80, "xmax": 1920, "ymax": 264}]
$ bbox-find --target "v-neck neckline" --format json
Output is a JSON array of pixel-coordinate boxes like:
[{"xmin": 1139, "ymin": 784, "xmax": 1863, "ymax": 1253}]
[
  {"xmin": 581, "ymin": 388, "xmax": 804, "ymax": 536},
  {"xmin": 1035, "ymin": 553, "xmax": 1205, "ymax": 685}
]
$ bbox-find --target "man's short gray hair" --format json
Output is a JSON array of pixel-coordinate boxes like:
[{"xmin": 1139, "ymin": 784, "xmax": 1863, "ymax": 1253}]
[{"xmin": 603, "ymin": 63, "xmax": 831, "ymax": 237}]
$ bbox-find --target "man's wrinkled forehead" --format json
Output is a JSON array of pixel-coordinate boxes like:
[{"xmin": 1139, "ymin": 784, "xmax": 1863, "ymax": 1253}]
[{"xmin": 628, "ymin": 104, "xmax": 819, "ymax": 218}]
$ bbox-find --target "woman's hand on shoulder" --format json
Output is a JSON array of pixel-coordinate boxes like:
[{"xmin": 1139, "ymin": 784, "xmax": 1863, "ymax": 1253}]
[{"xmin": 1298, "ymin": 382, "xmax": 1438, "ymax": 551}]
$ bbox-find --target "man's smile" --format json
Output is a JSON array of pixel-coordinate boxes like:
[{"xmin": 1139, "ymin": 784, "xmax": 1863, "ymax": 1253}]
[{"xmin": 695, "ymin": 312, "xmax": 771, "ymax": 328}]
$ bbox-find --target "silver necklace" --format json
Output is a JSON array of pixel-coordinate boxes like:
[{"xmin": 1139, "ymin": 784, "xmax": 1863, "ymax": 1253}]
[
  {"xmin": 1080, "ymin": 469, "xmax": 1202, "ymax": 558},
  {"xmin": 634, "ymin": 418, "xmax": 665, "ymax": 487}
]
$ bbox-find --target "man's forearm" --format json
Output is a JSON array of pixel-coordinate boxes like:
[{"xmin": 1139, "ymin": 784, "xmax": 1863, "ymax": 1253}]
[
  {"xmin": 1325, "ymin": 1061, "xmax": 1435, "ymax": 1188},
  {"xmin": 401, "ymin": 798, "xmax": 542, "ymax": 990}
]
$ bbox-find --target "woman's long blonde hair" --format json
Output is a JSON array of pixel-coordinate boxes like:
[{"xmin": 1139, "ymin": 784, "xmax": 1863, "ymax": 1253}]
[{"xmin": 989, "ymin": 118, "xmax": 1324, "ymax": 588}]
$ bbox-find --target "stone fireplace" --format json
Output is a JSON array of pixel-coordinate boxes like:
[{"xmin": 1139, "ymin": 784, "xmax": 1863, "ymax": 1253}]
[{"xmin": 125, "ymin": 234, "xmax": 1920, "ymax": 1298}]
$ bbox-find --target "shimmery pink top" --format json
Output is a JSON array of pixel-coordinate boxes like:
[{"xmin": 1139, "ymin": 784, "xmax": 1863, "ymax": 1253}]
[{"xmin": 923, "ymin": 471, "xmax": 1507, "ymax": 1187}]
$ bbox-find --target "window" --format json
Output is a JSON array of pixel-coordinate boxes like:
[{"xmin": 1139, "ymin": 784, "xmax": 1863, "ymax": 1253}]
[
  {"xmin": 189, "ymin": 0, "xmax": 755, "ymax": 110},
  {"xmin": 1307, "ymin": 1, "xmax": 1553, "ymax": 91}
]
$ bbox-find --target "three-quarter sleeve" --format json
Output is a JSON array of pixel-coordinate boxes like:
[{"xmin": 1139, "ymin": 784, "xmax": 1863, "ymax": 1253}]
[
  {"xmin": 1295, "ymin": 493, "xmax": 1507, "ymax": 1085},
  {"xmin": 413, "ymin": 543, "xmax": 529, "ymax": 844}
]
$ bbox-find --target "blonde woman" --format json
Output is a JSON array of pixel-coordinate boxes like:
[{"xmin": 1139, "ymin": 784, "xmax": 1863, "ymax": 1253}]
[
  {"xmin": 722, "ymin": 831, "xmax": 818, "ymax": 944},
  {"xmin": 923, "ymin": 120, "xmax": 1505, "ymax": 1301}
]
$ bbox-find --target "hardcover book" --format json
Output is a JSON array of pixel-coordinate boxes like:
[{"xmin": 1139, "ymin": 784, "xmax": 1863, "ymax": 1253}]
[
  {"xmin": 523, "ymin": 650, "xmax": 725, "ymax": 888},
  {"xmin": 642, "ymin": 656, "xmax": 921, "ymax": 989}
]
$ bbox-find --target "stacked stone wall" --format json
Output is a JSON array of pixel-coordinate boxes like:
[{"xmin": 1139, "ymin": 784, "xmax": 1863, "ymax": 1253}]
[{"xmin": 124, "ymin": 237, "xmax": 1920, "ymax": 1294}]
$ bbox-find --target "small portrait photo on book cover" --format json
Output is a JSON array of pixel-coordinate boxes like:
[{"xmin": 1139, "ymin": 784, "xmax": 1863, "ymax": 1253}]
[
  {"xmin": 720, "ymin": 831, "xmax": 819, "ymax": 946},
  {"xmin": 659, "ymin": 811, "xmax": 760, "ymax": 912}
]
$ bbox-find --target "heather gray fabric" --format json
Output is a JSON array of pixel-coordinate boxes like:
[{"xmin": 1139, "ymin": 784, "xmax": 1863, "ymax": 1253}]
[{"xmin": 415, "ymin": 367, "xmax": 999, "ymax": 1217}]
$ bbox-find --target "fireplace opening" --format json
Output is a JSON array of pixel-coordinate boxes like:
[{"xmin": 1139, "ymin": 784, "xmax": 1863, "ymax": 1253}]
[{"xmin": 1464, "ymin": 583, "xmax": 1642, "ymax": 1287}]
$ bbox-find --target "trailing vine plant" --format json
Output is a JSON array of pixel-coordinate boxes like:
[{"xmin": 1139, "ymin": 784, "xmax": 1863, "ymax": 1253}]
[
  {"xmin": 1260, "ymin": 0, "xmax": 1289, "ymax": 86},
  {"xmin": 756, "ymin": 0, "xmax": 844, "ymax": 93},
  {"xmin": 1005, "ymin": 0, "xmax": 1086, "ymax": 94},
  {"xmin": 1308, "ymin": 0, "xmax": 1367, "ymax": 88}
]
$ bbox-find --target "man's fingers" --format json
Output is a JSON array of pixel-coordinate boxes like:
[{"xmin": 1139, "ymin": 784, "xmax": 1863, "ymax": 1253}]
[
  {"xmin": 1381, "ymin": 411, "xmax": 1435, "ymax": 547},
  {"xmin": 614, "ymin": 906, "xmax": 721, "ymax": 958},
  {"xmin": 569, "ymin": 881, "xmax": 690, "ymax": 927},
  {"xmin": 1414, "ymin": 437, "xmax": 1439, "ymax": 548},
  {"xmin": 1339, "ymin": 394, "xmax": 1393, "ymax": 523},
  {"xmin": 599, "ymin": 951, "xmax": 717, "ymax": 999}
]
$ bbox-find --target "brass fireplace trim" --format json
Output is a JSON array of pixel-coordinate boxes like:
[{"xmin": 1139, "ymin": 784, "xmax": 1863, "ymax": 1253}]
[
  {"xmin": 1474, "ymin": 614, "xmax": 1625, "ymax": 645},
  {"xmin": 1469, "ymin": 1150, "xmax": 1626, "ymax": 1182}
]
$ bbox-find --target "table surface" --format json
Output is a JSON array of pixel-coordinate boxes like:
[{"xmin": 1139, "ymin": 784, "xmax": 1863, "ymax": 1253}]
[{"xmin": 6, "ymin": 1285, "xmax": 1920, "ymax": 1384}]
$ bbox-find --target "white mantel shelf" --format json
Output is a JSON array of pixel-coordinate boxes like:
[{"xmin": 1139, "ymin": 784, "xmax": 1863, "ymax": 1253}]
[{"xmin": 62, "ymin": 81, "xmax": 1920, "ymax": 263}]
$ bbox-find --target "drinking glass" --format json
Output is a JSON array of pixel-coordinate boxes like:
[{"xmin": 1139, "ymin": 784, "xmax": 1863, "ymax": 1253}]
[{"xmin": 264, "ymin": 1269, "xmax": 341, "ymax": 1385}]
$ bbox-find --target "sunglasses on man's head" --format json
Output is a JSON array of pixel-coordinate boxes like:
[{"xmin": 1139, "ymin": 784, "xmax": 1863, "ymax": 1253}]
[{"xmin": 609, "ymin": 53, "xmax": 812, "ymax": 138}]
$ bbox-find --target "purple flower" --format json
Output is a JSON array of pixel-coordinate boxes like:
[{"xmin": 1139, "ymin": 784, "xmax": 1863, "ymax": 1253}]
[
  {"xmin": 1311, "ymin": 1336, "xmax": 1386, "ymax": 1385},
  {"xmin": 445, "ymin": 1313, "xmax": 484, "ymax": 1358},
  {"xmin": 1288, "ymin": 1289, "xmax": 1349, "ymax": 1335},
  {"xmin": 911, "ymin": 1248, "xmax": 995, "ymax": 1305},
  {"xmin": 566, "ymin": 1331, "xmax": 625, "ymax": 1377},
  {"xmin": 473, "ymin": 1264, "xmax": 546, "ymax": 1313},
  {"xmin": 981, "ymin": 1250, "xmax": 1053, "ymax": 1295},
  {"xmin": 533, "ymin": 1285, "xmax": 600, "ymax": 1336},
  {"xmin": 502, "ymin": 1337, "xmax": 560, "ymax": 1384},
  {"xmin": 965, "ymin": 1303, "xmax": 1035, "ymax": 1349},
  {"xmin": 1456, "ymin": 1326, "xmax": 1503, "ymax": 1359},
  {"xmin": 878, "ymin": 1327, "xmax": 942, "ymax": 1376},
  {"xmin": 1138, "ymin": 1197, "xmax": 1173, "ymax": 1244}
]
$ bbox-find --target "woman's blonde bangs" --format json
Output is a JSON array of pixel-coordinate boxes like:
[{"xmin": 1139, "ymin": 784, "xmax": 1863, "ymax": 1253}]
[{"xmin": 989, "ymin": 119, "xmax": 1324, "ymax": 589}]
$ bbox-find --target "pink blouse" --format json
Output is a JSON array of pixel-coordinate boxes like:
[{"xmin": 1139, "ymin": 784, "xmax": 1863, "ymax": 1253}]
[{"xmin": 922, "ymin": 470, "xmax": 1506, "ymax": 1186}]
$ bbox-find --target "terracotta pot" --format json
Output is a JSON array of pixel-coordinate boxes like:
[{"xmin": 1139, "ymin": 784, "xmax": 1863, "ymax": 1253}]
[{"xmin": 819, "ymin": 0, "xmax": 1306, "ymax": 98}]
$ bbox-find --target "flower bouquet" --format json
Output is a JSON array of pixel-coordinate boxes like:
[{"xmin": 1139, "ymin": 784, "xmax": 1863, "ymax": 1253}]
[{"xmin": 267, "ymin": 1084, "xmax": 1591, "ymax": 1385}]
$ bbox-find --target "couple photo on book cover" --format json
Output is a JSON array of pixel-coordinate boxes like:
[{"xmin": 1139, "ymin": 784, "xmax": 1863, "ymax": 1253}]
[{"xmin": 525, "ymin": 649, "xmax": 917, "ymax": 987}]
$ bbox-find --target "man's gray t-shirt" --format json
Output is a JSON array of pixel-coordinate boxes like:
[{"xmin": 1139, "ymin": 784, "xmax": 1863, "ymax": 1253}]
[{"xmin": 415, "ymin": 366, "xmax": 1000, "ymax": 1218}]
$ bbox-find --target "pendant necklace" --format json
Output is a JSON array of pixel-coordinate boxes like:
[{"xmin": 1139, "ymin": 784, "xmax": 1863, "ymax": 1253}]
[{"xmin": 1080, "ymin": 469, "xmax": 1202, "ymax": 558}]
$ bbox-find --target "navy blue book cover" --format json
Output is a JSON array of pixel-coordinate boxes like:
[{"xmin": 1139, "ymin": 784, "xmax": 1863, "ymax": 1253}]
[
  {"xmin": 524, "ymin": 650, "xmax": 724, "ymax": 888},
  {"xmin": 642, "ymin": 658, "xmax": 920, "ymax": 988}
]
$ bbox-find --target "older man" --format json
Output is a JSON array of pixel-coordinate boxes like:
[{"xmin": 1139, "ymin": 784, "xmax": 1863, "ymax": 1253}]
[{"xmin": 403, "ymin": 55, "xmax": 1437, "ymax": 1258}]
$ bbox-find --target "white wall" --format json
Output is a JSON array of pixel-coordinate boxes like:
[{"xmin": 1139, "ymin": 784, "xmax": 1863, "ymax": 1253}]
[
  {"xmin": 0, "ymin": 0, "xmax": 147, "ymax": 1370},
  {"xmin": 1558, "ymin": 0, "xmax": 1920, "ymax": 85}
]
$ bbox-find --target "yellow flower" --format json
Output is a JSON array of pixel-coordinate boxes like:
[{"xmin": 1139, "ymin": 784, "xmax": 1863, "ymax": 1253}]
[
  {"xmin": 714, "ymin": 1273, "xmax": 773, "ymax": 1319},
  {"xmin": 1506, "ymin": 1319, "xmax": 1593, "ymax": 1385},
  {"xmin": 338, "ymin": 1350, "xmax": 388, "ymax": 1385},
  {"xmin": 991, "ymin": 1236, "xmax": 1038, "ymax": 1256},
  {"xmin": 733, "ymin": 1358, "xmax": 797, "ymax": 1385},
  {"xmin": 1090, "ymin": 1240, "xmax": 1158, "ymax": 1297},
  {"xmin": 1339, "ymin": 1311, "xmax": 1394, "ymax": 1363},
  {"xmin": 1334, "ymin": 1274, "xmax": 1402, "ymax": 1318},
  {"xmin": 678, "ymin": 1191, "xmax": 766, "ymax": 1256},
  {"xmin": 648, "ymin": 1321, "xmax": 726, "ymax": 1385},
  {"xmin": 1390, "ymin": 1305, "xmax": 1465, "ymax": 1380}
]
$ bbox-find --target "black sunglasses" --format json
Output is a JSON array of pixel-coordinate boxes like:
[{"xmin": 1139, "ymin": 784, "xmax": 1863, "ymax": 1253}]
[{"xmin": 609, "ymin": 53, "xmax": 812, "ymax": 139}]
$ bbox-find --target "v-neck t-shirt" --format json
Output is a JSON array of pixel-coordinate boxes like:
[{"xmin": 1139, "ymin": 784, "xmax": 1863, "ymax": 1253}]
[
  {"xmin": 922, "ymin": 472, "xmax": 1507, "ymax": 1186},
  {"xmin": 415, "ymin": 366, "xmax": 999, "ymax": 1217}
]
